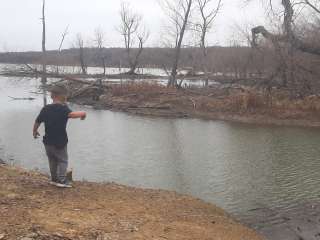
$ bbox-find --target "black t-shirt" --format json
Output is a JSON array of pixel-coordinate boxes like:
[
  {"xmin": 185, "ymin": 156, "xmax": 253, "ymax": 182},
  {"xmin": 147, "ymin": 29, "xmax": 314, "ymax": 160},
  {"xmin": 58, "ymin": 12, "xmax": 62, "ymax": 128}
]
[{"xmin": 36, "ymin": 103, "xmax": 72, "ymax": 148}]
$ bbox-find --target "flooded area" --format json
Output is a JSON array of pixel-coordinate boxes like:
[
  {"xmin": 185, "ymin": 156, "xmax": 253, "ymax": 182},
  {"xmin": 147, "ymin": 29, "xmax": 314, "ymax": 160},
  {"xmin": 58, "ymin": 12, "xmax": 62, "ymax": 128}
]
[
  {"xmin": 1, "ymin": 75, "xmax": 320, "ymax": 226},
  {"xmin": 0, "ymin": 63, "xmax": 220, "ymax": 87}
]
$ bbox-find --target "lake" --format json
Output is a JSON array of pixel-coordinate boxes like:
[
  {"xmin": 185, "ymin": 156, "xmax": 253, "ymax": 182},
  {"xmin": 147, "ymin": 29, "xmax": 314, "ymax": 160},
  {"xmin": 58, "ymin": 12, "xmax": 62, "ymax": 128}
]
[{"xmin": 1, "ymin": 76, "xmax": 320, "ymax": 225}]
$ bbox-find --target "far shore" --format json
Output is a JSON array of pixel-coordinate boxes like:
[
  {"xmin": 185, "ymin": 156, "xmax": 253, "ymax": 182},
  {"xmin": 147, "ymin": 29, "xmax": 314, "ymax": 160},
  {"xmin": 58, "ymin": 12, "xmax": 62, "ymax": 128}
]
[
  {"xmin": 67, "ymin": 81, "xmax": 320, "ymax": 129},
  {"xmin": 74, "ymin": 98, "xmax": 320, "ymax": 128}
]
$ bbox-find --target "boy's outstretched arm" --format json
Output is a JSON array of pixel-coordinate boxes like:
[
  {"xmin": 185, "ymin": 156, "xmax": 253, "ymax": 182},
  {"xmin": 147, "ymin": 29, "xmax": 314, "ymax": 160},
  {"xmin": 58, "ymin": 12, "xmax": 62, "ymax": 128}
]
[
  {"xmin": 33, "ymin": 122, "xmax": 41, "ymax": 139},
  {"xmin": 68, "ymin": 111, "xmax": 86, "ymax": 120}
]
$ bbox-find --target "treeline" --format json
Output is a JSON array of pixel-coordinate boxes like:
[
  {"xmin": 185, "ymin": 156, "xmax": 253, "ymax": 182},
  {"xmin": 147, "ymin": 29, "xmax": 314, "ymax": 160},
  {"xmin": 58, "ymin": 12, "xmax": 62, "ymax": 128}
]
[{"xmin": 0, "ymin": 46, "xmax": 275, "ymax": 77}]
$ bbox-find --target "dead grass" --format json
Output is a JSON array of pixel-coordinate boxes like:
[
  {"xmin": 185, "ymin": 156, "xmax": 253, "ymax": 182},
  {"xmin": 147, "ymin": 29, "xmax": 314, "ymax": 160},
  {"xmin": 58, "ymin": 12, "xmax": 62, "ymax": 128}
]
[{"xmin": 110, "ymin": 82, "xmax": 176, "ymax": 97}]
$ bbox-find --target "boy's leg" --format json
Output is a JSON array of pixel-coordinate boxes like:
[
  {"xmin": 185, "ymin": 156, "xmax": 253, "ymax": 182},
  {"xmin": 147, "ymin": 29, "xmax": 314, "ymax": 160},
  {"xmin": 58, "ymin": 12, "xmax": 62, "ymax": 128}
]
[
  {"xmin": 44, "ymin": 145, "xmax": 58, "ymax": 182},
  {"xmin": 55, "ymin": 145, "xmax": 69, "ymax": 184}
]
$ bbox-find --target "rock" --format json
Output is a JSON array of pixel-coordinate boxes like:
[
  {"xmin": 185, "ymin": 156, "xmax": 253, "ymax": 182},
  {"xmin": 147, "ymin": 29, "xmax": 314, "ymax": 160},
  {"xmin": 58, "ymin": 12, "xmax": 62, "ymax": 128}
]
[
  {"xmin": 97, "ymin": 233, "xmax": 120, "ymax": 240},
  {"xmin": 20, "ymin": 238, "xmax": 34, "ymax": 240},
  {"xmin": 0, "ymin": 233, "xmax": 5, "ymax": 239},
  {"xmin": 25, "ymin": 233, "xmax": 38, "ymax": 238},
  {"xmin": 6, "ymin": 193, "xmax": 20, "ymax": 199},
  {"xmin": 53, "ymin": 233, "xmax": 63, "ymax": 238}
]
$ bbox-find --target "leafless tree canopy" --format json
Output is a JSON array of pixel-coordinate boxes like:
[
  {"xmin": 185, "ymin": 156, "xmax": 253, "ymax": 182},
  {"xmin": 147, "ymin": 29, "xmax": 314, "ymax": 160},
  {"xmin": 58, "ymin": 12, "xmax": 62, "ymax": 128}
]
[{"xmin": 195, "ymin": 0, "xmax": 222, "ymax": 48}]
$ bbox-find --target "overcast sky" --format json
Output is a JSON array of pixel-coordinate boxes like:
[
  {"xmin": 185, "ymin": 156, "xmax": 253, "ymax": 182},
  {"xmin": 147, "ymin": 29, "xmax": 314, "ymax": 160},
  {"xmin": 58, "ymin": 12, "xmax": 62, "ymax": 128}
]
[{"xmin": 0, "ymin": 0, "xmax": 269, "ymax": 52}]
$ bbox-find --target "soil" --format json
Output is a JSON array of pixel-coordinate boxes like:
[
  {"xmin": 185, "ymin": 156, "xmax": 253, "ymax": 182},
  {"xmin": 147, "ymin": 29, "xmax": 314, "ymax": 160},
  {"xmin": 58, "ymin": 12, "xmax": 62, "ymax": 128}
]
[{"xmin": 0, "ymin": 164, "xmax": 263, "ymax": 240}]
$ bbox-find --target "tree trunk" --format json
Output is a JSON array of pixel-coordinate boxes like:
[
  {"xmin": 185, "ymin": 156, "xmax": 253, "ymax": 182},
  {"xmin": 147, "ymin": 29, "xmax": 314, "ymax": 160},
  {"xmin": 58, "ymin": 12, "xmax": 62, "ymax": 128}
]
[
  {"xmin": 102, "ymin": 57, "xmax": 106, "ymax": 76},
  {"xmin": 168, "ymin": 0, "xmax": 192, "ymax": 88},
  {"xmin": 41, "ymin": 0, "xmax": 47, "ymax": 106},
  {"xmin": 128, "ymin": 39, "xmax": 144, "ymax": 75},
  {"xmin": 79, "ymin": 47, "xmax": 87, "ymax": 75}
]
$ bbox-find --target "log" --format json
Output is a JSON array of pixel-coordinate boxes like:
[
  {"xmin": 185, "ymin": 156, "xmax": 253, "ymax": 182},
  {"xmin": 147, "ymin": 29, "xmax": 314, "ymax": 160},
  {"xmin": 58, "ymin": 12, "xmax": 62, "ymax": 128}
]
[{"xmin": 8, "ymin": 96, "xmax": 36, "ymax": 101}]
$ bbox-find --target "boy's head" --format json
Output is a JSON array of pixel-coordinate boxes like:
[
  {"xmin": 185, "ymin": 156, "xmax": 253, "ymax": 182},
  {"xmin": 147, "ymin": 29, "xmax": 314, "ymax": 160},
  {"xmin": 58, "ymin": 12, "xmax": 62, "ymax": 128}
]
[{"xmin": 49, "ymin": 84, "xmax": 68, "ymax": 102}]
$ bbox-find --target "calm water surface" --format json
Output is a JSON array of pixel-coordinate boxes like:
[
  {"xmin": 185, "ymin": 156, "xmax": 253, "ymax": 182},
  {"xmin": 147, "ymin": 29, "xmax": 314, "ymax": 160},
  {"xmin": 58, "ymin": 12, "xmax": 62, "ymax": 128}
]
[{"xmin": 1, "ymin": 76, "xmax": 320, "ymax": 220}]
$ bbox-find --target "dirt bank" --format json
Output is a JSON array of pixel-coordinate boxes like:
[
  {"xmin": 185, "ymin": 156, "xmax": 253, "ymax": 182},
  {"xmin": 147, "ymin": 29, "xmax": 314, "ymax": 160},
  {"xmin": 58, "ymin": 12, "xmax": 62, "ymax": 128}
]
[
  {"xmin": 0, "ymin": 164, "xmax": 263, "ymax": 240},
  {"xmin": 68, "ymin": 81, "xmax": 320, "ymax": 128}
]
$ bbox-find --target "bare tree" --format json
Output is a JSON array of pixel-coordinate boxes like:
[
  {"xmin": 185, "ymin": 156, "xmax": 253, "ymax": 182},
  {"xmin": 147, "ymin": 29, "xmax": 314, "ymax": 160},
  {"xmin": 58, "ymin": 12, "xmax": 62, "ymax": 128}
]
[
  {"xmin": 195, "ymin": 0, "xmax": 222, "ymax": 86},
  {"xmin": 41, "ymin": 0, "xmax": 47, "ymax": 106},
  {"xmin": 160, "ymin": 0, "xmax": 193, "ymax": 87},
  {"xmin": 75, "ymin": 33, "xmax": 87, "ymax": 75},
  {"xmin": 94, "ymin": 28, "xmax": 107, "ymax": 76},
  {"xmin": 302, "ymin": 0, "xmax": 320, "ymax": 14},
  {"xmin": 58, "ymin": 26, "xmax": 69, "ymax": 52},
  {"xmin": 118, "ymin": 2, "xmax": 149, "ymax": 75},
  {"xmin": 52, "ymin": 26, "xmax": 69, "ymax": 74}
]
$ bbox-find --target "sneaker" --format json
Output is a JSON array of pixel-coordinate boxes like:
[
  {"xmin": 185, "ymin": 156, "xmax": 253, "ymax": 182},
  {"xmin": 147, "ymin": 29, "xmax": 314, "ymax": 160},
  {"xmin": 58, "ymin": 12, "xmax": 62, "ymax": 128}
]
[
  {"xmin": 55, "ymin": 181, "xmax": 73, "ymax": 188},
  {"xmin": 49, "ymin": 181, "xmax": 59, "ymax": 186}
]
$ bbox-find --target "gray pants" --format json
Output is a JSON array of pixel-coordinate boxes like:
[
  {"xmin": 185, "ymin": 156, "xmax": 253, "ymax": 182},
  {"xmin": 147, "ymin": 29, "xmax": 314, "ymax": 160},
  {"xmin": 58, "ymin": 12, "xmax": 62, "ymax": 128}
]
[{"xmin": 44, "ymin": 144, "xmax": 68, "ymax": 183}]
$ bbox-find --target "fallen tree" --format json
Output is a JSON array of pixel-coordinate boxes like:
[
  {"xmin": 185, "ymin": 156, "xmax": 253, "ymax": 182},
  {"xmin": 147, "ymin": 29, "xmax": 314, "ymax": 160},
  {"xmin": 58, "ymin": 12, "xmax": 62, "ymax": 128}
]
[
  {"xmin": 251, "ymin": 0, "xmax": 320, "ymax": 96},
  {"xmin": 251, "ymin": 0, "xmax": 320, "ymax": 56}
]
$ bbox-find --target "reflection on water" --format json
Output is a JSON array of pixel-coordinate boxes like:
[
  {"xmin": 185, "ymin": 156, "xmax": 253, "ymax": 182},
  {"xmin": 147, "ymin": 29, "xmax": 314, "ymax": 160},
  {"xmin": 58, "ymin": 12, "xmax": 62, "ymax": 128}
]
[{"xmin": 1, "ymin": 77, "xmax": 320, "ymax": 220}]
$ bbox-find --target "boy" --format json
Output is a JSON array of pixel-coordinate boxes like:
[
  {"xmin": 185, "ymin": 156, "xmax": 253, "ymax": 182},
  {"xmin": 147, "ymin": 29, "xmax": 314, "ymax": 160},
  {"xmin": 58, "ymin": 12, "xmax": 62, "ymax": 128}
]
[{"xmin": 33, "ymin": 84, "xmax": 86, "ymax": 188}]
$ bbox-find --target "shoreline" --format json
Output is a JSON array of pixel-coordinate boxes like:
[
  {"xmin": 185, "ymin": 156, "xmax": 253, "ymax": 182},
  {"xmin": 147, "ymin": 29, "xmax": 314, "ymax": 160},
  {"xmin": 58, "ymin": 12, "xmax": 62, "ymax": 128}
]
[
  {"xmin": 65, "ymin": 80, "xmax": 320, "ymax": 129},
  {"xmin": 0, "ymin": 164, "xmax": 264, "ymax": 240},
  {"xmin": 72, "ymin": 97, "xmax": 320, "ymax": 129}
]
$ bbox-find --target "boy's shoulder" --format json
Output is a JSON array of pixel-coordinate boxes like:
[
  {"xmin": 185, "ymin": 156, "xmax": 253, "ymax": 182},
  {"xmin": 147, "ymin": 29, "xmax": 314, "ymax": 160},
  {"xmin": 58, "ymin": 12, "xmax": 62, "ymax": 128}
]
[
  {"xmin": 41, "ymin": 103, "xmax": 71, "ymax": 113},
  {"xmin": 44, "ymin": 103, "xmax": 69, "ymax": 108}
]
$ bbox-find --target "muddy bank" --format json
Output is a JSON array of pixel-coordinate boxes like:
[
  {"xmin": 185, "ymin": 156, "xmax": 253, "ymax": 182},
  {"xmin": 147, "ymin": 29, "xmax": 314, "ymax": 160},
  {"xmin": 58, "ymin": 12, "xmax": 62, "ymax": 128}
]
[
  {"xmin": 68, "ymin": 82, "xmax": 320, "ymax": 128},
  {"xmin": 0, "ymin": 165, "xmax": 263, "ymax": 240}
]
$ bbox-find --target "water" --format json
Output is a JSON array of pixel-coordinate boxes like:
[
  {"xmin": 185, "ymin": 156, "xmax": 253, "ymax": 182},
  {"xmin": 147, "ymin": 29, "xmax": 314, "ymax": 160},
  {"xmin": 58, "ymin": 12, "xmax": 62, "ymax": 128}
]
[
  {"xmin": 0, "ymin": 63, "xmax": 220, "ymax": 87},
  {"xmin": 1, "ymin": 76, "xmax": 320, "ymax": 221}
]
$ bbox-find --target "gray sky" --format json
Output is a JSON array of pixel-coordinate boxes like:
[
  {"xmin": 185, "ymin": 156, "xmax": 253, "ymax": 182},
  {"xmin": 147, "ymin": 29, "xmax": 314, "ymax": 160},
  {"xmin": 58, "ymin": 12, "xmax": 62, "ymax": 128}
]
[{"xmin": 0, "ymin": 0, "xmax": 268, "ymax": 51}]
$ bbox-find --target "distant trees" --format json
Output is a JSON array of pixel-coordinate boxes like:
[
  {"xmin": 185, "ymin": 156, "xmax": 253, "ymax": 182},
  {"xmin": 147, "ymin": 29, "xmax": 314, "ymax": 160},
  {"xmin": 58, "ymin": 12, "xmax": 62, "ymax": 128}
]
[{"xmin": 118, "ymin": 2, "xmax": 149, "ymax": 75}]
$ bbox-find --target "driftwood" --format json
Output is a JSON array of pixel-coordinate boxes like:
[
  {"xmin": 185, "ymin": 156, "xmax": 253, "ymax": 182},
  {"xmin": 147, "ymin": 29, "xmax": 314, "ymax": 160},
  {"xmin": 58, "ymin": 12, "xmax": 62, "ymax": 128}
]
[
  {"xmin": 8, "ymin": 96, "xmax": 36, "ymax": 101},
  {"xmin": 69, "ymin": 86, "xmax": 102, "ymax": 99}
]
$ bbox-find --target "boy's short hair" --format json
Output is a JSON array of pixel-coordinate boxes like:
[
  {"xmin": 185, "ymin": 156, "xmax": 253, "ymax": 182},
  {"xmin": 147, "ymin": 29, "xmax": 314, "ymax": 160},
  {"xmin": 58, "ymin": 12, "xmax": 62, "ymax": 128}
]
[{"xmin": 49, "ymin": 84, "xmax": 68, "ymax": 96}]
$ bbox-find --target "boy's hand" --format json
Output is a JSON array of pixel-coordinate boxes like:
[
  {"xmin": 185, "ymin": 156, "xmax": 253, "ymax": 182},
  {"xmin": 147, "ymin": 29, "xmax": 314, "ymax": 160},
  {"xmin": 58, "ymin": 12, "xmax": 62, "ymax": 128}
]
[
  {"xmin": 80, "ymin": 112, "xmax": 87, "ymax": 120},
  {"xmin": 33, "ymin": 122, "xmax": 41, "ymax": 139},
  {"xmin": 33, "ymin": 131, "xmax": 40, "ymax": 139},
  {"xmin": 69, "ymin": 111, "xmax": 86, "ymax": 120}
]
